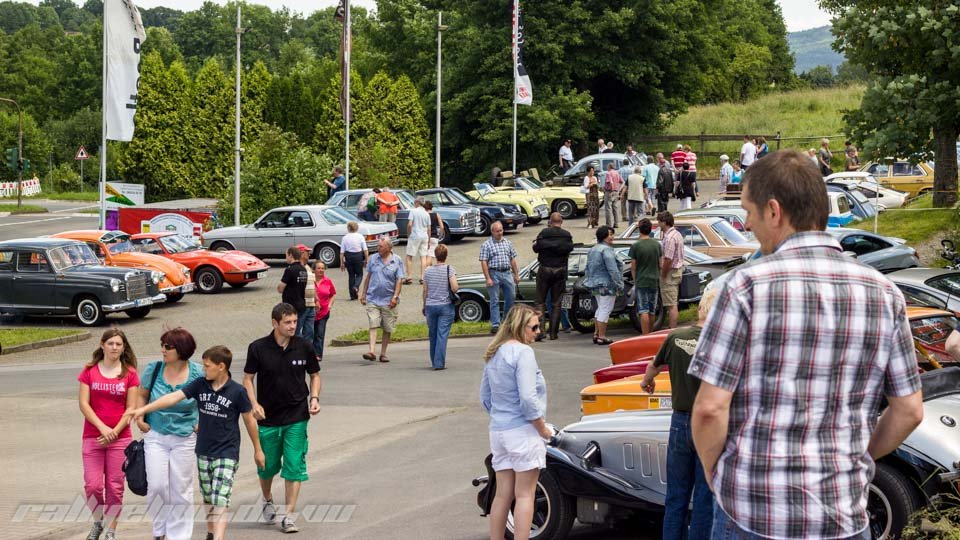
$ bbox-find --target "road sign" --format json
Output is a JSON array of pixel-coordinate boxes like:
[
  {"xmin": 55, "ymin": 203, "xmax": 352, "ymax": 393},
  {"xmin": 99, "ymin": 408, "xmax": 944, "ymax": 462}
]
[{"xmin": 75, "ymin": 146, "xmax": 89, "ymax": 161}]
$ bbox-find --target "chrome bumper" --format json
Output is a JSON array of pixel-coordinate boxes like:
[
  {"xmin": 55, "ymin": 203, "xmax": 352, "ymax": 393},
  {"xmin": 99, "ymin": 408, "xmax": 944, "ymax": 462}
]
[
  {"xmin": 161, "ymin": 282, "xmax": 195, "ymax": 294},
  {"xmin": 102, "ymin": 293, "xmax": 166, "ymax": 313}
]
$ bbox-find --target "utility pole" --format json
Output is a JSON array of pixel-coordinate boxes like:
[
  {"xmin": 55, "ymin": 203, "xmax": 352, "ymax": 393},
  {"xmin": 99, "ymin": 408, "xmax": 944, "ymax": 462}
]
[
  {"xmin": 0, "ymin": 97, "xmax": 23, "ymax": 208},
  {"xmin": 234, "ymin": 4, "xmax": 243, "ymax": 226},
  {"xmin": 435, "ymin": 12, "xmax": 447, "ymax": 188}
]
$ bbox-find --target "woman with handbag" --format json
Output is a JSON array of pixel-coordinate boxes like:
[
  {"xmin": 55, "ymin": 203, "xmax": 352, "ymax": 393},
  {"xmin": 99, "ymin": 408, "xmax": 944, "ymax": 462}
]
[
  {"xmin": 78, "ymin": 329, "xmax": 141, "ymax": 540},
  {"xmin": 424, "ymin": 200, "xmax": 445, "ymax": 270},
  {"xmin": 314, "ymin": 260, "xmax": 337, "ymax": 362},
  {"xmin": 422, "ymin": 244, "xmax": 459, "ymax": 370},
  {"xmin": 137, "ymin": 328, "xmax": 203, "ymax": 540}
]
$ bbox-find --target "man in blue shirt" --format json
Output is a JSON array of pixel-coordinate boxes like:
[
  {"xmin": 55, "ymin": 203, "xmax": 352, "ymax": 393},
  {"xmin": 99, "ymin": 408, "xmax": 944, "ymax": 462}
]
[
  {"xmin": 642, "ymin": 158, "xmax": 661, "ymax": 217},
  {"xmin": 359, "ymin": 237, "xmax": 405, "ymax": 362},
  {"xmin": 324, "ymin": 166, "xmax": 346, "ymax": 202},
  {"xmin": 618, "ymin": 159, "xmax": 635, "ymax": 224}
]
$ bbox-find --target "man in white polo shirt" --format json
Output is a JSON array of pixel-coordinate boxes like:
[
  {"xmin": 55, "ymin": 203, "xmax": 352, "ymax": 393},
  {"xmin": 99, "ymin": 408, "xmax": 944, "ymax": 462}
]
[{"xmin": 405, "ymin": 198, "xmax": 431, "ymax": 284}]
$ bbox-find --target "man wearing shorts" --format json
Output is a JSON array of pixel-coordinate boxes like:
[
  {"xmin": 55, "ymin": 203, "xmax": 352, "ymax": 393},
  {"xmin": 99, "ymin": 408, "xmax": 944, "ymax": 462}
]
[
  {"xmin": 405, "ymin": 198, "xmax": 431, "ymax": 283},
  {"xmin": 658, "ymin": 211, "xmax": 684, "ymax": 328},
  {"xmin": 244, "ymin": 303, "xmax": 321, "ymax": 534},
  {"xmin": 359, "ymin": 237, "xmax": 405, "ymax": 363},
  {"xmin": 629, "ymin": 218, "xmax": 661, "ymax": 334}
]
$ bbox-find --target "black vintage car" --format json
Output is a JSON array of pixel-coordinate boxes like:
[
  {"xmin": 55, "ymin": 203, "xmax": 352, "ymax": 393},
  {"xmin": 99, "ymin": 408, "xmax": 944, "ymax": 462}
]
[
  {"xmin": 415, "ymin": 187, "xmax": 528, "ymax": 236},
  {"xmin": 0, "ymin": 238, "xmax": 166, "ymax": 326}
]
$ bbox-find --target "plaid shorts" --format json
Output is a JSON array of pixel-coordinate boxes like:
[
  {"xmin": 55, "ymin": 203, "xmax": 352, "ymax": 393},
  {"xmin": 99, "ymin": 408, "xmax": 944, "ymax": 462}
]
[{"xmin": 197, "ymin": 455, "xmax": 239, "ymax": 507}]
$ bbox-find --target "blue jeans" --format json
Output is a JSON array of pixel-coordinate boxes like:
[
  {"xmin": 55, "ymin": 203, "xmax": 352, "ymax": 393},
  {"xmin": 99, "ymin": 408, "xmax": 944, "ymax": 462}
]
[
  {"xmin": 711, "ymin": 501, "xmax": 870, "ymax": 540},
  {"xmin": 664, "ymin": 412, "xmax": 714, "ymax": 540},
  {"xmin": 545, "ymin": 291, "xmax": 570, "ymax": 330},
  {"xmin": 425, "ymin": 303, "xmax": 455, "ymax": 369},
  {"xmin": 487, "ymin": 270, "xmax": 516, "ymax": 329},
  {"xmin": 313, "ymin": 314, "xmax": 329, "ymax": 359},
  {"xmin": 296, "ymin": 308, "xmax": 315, "ymax": 343}
]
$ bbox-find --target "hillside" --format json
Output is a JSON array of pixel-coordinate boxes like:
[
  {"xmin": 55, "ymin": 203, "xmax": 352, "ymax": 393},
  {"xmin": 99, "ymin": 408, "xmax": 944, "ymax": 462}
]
[{"xmin": 787, "ymin": 25, "xmax": 845, "ymax": 73}]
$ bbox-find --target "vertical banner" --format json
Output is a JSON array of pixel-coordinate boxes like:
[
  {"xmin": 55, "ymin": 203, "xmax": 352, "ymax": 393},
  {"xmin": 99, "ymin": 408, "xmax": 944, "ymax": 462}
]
[
  {"xmin": 104, "ymin": 0, "xmax": 146, "ymax": 141},
  {"xmin": 511, "ymin": 0, "xmax": 532, "ymax": 106},
  {"xmin": 335, "ymin": 0, "xmax": 352, "ymax": 121}
]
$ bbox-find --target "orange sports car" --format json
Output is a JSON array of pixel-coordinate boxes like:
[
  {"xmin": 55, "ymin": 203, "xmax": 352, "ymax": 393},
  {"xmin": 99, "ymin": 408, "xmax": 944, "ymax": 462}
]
[
  {"xmin": 580, "ymin": 372, "xmax": 673, "ymax": 416},
  {"xmin": 131, "ymin": 232, "xmax": 269, "ymax": 294},
  {"xmin": 51, "ymin": 230, "xmax": 194, "ymax": 302}
]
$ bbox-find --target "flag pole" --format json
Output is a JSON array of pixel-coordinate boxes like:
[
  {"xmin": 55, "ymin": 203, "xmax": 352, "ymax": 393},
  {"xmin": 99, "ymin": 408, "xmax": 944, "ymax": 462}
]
[
  {"xmin": 511, "ymin": 102, "xmax": 517, "ymax": 175},
  {"xmin": 234, "ymin": 3, "xmax": 242, "ymax": 226},
  {"xmin": 99, "ymin": 2, "xmax": 108, "ymax": 230},
  {"xmin": 344, "ymin": 0, "xmax": 351, "ymax": 190}
]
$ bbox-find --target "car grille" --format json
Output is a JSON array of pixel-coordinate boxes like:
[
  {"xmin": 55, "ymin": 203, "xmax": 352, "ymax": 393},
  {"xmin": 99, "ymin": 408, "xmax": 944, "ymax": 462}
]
[
  {"xmin": 463, "ymin": 210, "xmax": 479, "ymax": 230},
  {"xmin": 126, "ymin": 274, "xmax": 147, "ymax": 301}
]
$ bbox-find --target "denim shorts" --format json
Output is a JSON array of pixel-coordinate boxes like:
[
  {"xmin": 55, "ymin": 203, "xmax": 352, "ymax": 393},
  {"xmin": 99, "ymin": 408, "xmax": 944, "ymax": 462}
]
[{"xmin": 636, "ymin": 287, "xmax": 658, "ymax": 314}]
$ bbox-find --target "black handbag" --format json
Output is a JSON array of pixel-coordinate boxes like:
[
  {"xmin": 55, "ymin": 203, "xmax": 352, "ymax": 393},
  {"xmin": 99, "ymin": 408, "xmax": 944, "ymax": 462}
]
[
  {"xmin": 447, "ymin": 266, "xmax": 462, "ymax": 306},
  {"xmin": 122, "ymin": 362, "xmax": 161, "ymax": 497}
]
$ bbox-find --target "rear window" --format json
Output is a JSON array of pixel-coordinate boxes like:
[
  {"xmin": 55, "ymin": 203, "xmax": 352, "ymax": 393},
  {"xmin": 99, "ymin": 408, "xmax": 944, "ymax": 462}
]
[
  {"xmin": 928, "ymin": 274, "xmax": 960, "ymax": 297},
  {"xmin": 910, "ymin": 315, "xmax": 958, "ymax": 346}
]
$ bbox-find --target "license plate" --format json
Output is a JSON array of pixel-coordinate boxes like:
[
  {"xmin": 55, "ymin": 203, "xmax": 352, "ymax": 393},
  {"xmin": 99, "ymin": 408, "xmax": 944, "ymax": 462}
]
[
  {"xmin": 649, "ymin": 397, "xmax": 672, "ymax": 410},
  {"xmin": 182, "ymin": 283, "xmax": 195, "ymax": 293},
  {"xmin": 560, "ymin": 293, "xmax": 572, "ymax": 309},
  {"xmin": 257, "ymin": 271, "xmax": 267, "ymax": 279},
  {"xmin": 134, "ymin": 298, "xmax": 149, "ymax": 307}
]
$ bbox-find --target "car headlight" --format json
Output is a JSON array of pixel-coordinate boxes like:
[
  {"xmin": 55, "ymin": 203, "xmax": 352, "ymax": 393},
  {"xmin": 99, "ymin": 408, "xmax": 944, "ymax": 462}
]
[
  {"xmin": 110, "ymin": 278, "xmax": 121, "ymax": 293},
  {"xmin": 182, "ymin": 267, "xmax": 190, "ymax": 278},
  {"xmin": 460, "ymin": 215, "xmax": 466, "ymax": 225},
  {"xmin": 152, "ymin": 271, "xmax": 164, "ymax": 284}
]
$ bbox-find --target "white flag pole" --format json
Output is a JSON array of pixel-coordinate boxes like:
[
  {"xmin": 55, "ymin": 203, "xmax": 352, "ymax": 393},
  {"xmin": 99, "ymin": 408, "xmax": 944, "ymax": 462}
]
[
  {"xmin": 344, "ymin": 0, "xmax": 351, "ymax": 190},
  {"xmin": 99, "ymin": 3, "xmax": 108, "ymax": 230},
  {"xmin": 511, "ymin": 0, "xmax": 517, "ymax": 175}
]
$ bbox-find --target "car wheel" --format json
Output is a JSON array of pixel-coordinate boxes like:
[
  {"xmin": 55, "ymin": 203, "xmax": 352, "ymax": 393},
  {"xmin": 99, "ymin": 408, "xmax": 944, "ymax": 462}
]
[
  {"xmin": 228, "ymin": 281, "xmax": 249, "ymax": 289},
  {"xmin": 868, "ymin": 463, "xmax": 924, "ymax": 539},
  {"xmin": 125, "ymin": 306, "xmax": 151, "ymax": 319},
  {"xmin": 476, "ymin": 216, "xmax": 492, "ymax": 236},
  {"xmin": 652, "ymin": 295, "xmax": 666, "ymax": 331},
  {"xmin": 568, "ymin": 291, "xmax": 596, "ymax": 334},
  {"xmin": 195, "ymin": 267, "xmax": 224, "ymax": 294},
  {"xmin": 457, "ymin": 296, "xmax": 488, "ymax": 323},
  {"xmin": 210, "ymin": 241, "xmax": 232, "ymax": 253},
  {"xmin": 553, "ymin": 199, "xmax": 575, "ymax": 220},
  {"xmin": 441, "ymin": 227, "xmax": 453, "ymax": 244},
  {"xmin": 505, "ymin": 470, "xmax": 575, "ymax": 540},
  {"xmin": 75, "ymin": 296, "xmax": 105, "ymax": 326},
  {"xmin": 314, "ymin": 244, "xmax": 340, "ymax": 268},
  {"xmin": 166, "ymin": 292, "xmax": 184, "ymax": 303}
]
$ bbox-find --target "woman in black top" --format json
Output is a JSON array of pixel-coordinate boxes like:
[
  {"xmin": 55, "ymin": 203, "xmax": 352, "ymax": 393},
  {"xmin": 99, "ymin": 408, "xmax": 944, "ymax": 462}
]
[{"xmin": 424, "ymin": 201, "xmax": 445, "ymax": 269}]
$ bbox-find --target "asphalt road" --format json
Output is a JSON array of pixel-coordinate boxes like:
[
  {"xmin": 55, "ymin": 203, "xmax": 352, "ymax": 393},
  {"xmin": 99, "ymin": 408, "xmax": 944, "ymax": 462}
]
[{"xmin": 0, "ymin": 187, "xmax": 719, "ymax": 539}]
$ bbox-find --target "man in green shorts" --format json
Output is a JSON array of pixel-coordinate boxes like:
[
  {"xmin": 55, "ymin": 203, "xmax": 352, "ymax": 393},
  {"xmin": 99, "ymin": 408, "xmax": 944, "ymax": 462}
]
[{"xmin": 243, "ymin": 302, "xmax": 322, "ymax": 533}]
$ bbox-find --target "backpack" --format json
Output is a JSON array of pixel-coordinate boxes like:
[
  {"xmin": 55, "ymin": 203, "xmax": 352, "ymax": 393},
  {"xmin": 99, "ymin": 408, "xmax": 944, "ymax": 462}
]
[
  {"xmin": 122, "ymin": 362, "xmax": 161, "ymax": 497},
  {"xmin": 366, "ymin": 195, "xmax": 378, "ymax": 212}
]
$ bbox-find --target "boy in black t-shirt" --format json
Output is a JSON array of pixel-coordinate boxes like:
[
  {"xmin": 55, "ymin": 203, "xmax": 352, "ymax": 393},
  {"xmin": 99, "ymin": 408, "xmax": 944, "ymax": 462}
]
[{"xmin": 129, "ymin": 346, "xmax": 264, "ymax": 540}]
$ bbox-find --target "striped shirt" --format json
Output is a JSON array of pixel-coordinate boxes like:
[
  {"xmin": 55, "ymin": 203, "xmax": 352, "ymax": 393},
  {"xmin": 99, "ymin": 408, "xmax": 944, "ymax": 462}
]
[
  {"xmin": 423, "ymin": 264, "xmax": 456, "ymax": 306},
  {"xmin": 671, "ymin": 150, "xmax": 687, "ymax": 169},
  {"xmin": 685, "ymin": 151, "xmax": 697, "ymax": 172},
  {"xmin": 687, "ymin": 232, "xmax": 921, "ymax": 539}
]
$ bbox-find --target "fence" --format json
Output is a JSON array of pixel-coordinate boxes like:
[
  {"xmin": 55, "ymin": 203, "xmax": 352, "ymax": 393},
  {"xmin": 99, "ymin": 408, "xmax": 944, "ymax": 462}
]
[
  {"xmin": 0, "ymin": 179, "xmax": 41, "ymax": 197},
  {"xmin": 633, "ymin": 132, "xmax": 848, "ymax": 162}
]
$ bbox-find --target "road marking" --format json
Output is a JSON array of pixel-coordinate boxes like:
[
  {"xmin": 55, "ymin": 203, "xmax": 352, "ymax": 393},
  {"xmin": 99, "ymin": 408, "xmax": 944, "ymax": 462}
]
[
  {"xmin": 0, "ymin": 216, "xmax": 85, "ymax": 228},
  {"xmin": 51, "ymin": 204, "xmax": 97, "ymax": 214}
]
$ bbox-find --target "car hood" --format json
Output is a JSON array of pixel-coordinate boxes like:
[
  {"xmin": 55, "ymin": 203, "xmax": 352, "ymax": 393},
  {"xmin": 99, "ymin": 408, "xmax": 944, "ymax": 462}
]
[
  {"xmin": 901, "ymin": 393, "xmax": 960, "ymax": 471},
  {"xmin": 203, "ymin": 225, "xmax": 249, "ymax": 238},
  {"xmin": 562, "ymin": 409, "xmax": 672, "ymax": 433},
  {"xmin": 65, "ymin": 264, "xmax": 150, "ymax": 279},
  {"xmin": 457, "ymin": 272, "xmax": 488, "ymax": 287},
  {"xmin": 170, "ymin": 249, "xmax": 267, "ymax": 269}
]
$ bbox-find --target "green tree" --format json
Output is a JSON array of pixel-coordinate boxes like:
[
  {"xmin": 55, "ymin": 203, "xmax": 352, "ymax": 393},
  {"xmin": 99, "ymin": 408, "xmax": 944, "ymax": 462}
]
[
  {"xmin": 799, "ymin": 65, "xmax": 835, "ymax": 89},
  {"xmin": 142, "ymin": 27, "xmax": 183, "ymax": 66},
  {"xmin": 822, "ymin": 0, "xmax": 960, "ymax": 207},
  {"xmin": 0, "ymin": 110, "xmax": 52, "ymax": 183}
]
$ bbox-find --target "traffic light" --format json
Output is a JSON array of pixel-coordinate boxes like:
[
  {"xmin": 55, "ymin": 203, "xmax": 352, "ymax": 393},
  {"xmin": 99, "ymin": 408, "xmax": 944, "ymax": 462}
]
[
  {"xmin": 20, "ymin": 158, "xmax": 29, "ymax": 173},
  {"xmin": 3, "ymin": 148, "xmax": 15, "ymax": 171}
]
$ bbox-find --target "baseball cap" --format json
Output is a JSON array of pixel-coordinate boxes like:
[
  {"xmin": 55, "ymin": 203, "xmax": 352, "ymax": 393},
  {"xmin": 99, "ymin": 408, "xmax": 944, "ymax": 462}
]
[
  {"xmin": 719, "ymin": 154, "xmax": 729, "ymax": 161},
  {"xmin": 296, "ymin": 244, "xmax": 309, "ymax": 252}
]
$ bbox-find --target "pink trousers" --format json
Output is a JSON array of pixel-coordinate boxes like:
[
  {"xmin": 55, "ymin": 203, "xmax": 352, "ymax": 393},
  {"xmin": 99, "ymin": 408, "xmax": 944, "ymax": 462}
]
[{"xmin": 82, "ymin": 436, "xmax": 131, "ymax": 517}]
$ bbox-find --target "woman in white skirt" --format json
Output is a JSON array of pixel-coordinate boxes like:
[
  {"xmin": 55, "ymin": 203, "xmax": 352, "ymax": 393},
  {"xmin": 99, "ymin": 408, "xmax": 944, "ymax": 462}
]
[{"xmin": 480, "ymin": 304, "xmax": 552, "ymax": 540}]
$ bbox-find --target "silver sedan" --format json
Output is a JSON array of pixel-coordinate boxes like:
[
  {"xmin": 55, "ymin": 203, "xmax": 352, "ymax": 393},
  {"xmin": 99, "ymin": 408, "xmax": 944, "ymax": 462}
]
[{"xmin": 888, "ymin": 268, "xmax": 960, "ymax": 312}]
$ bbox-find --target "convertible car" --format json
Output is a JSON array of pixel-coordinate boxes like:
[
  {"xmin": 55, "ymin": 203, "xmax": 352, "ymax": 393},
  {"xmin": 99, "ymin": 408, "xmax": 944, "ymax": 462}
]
[
  {"xmin": 131, "ymin": 232, "xmax": 270, "ymax": 294},
  {"xmin": 474, "ymin": 367, "xmax": 960, "ymax": 540},
  {"xmin": 494, "ymin": 176, "xmax": 588, "ymax": 220},
  {"xmin": 466, "ymin": 183, "xmax": 550, "ymax": 224}
]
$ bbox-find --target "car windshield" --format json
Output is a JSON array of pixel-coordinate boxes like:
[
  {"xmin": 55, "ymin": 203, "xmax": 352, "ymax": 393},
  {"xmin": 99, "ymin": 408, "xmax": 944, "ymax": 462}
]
[
  {"xmin": 396, "ymin": 190, "xmax": 415, "ymax": 208},
  {"xmin": 684, "ymin": 247, "xmax": 710, "ymax": 263},
  {"xmin": 475, "ymin": 184, "xmax": 495, "ymax": 198},
  {"xmin": 447, "ymin": 189, "xmax": 473, "ymax": 204},
  {"xmin": 158, "ymin": 234, "xmax": 200, "ymax": 253},
  {"xmin": 516, "ymin": 177, "xmax": 540, "ymax": 190},
  {"xmin": 928, "ymin": 274, "xmax": 960, "ymax": 297},
  {"xmin": 711, "ymin": 220, "xmax": 752, "ymax": 246},
  {"xmin": 104, "ymin": 235, "xmax": 136, "ymax": 255},
  {"xmin": 48, "ymin": 243, "xmax": 100, "ymax": 271},
  {"xmin": 910, "ymin": 315, "xmax": 958, "ymax": 346},
  {"xmin": 322, "ymin": 207, "xmax": 353, "ymax": 225}
]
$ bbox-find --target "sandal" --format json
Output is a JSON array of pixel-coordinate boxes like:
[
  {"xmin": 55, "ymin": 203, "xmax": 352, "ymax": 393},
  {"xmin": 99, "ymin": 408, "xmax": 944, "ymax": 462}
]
[
  {"xmin": 362, "ymin": 352, "xmax": 376, "ymax": 361},
  {"xmin": 379, "ymin": 355, "xmax": 390, "ymax": 363},
  {"xmin": 402, "ymin": 278, "xmax": 414, "ymax": 285},
  {"xmin": 596, "ymin": 337, "xmax": 613, "ymax": 345}
]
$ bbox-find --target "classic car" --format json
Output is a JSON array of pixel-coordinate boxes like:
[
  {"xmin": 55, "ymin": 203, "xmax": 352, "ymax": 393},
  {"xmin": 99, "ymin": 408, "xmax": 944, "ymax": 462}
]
[
  {"xmin": 51, "ymin": 230, "xmax": 194, "ymax": 302},
  {"xmin": 593, "ymin": 356, "xmax": 659, "ymax": 384},
  {"xmin": 579, "ymin": 372, "xmax": 673, "ymax": 416},
  {"xmin": 608, "ymin": 330, "xmax": 672, "ymax": 365},
  {"xmin": 700, "ymin": 191, "xmax": 870, "ymax": 227},
  {"xmin": 555, "ymin": 152, "xmax": 646, "ymax": 187},
  {"xmin": 466, "ymin": 183, "xmax": 550, "ymax": 224},
  {"xmin": 861, "ymin": 160, "xmax": 936, "ymax": 199},
  {"xmin": 494, "ymin": 176, "xmax": 588, "ymax": 219},
  {"xmin": 131, "ymin": 232, "xmax": 270, "ymax": 294},
  {"xmin": 454, "ymin": 246, "xmax": 710, "ymax": 331},
  {"xmin": 473, "ymin": 367, "xmax": 960, "ymax": 540},
  {"xmin": 907, "ymin": 307, "xmax": 959, "ymax": 368},
  {"xmin": 201, "ymin": 205, "xmax": 399, "ymax": 268},
  {"xmin": 0, "ymin": 238, "xmax": 165, "ymax": 326},
  {"xmin": 825, "ymin": 172, "xmax": 908, "ymax": 210},
  {"xmin": 675, "ymin": 206, "xmax": 751, "ymax": 236},
  {"xmin": 327, "ymin": 189, "xmax": 479, "ymax": 242},
  {"xmin": 414, "ymin": 187, "xmax": 527, "ymax": 236},
  {"xmin": 889, "ymin": 268, "xmax": 960, "ymax": 314},
  {"xmin": 616, "ymin": 217, "xmax": 759, "ymax": 258},
  {"xmin": 828, "ymin": 183, "xmax": 878, "ymax": 220},
  {"xmin": 827, "ymin": 229, "xmax": 920, "ymax": 273},
  {"xmin": 826, "ymin": 191, "xmax": 856, "ymax": 227}
]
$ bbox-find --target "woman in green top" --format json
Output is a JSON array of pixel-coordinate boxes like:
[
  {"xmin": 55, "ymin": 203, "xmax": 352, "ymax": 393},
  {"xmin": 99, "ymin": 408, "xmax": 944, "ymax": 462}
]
[{"xmin": 137, "ymin": 328, "xmax": 203, "ymax": 540}]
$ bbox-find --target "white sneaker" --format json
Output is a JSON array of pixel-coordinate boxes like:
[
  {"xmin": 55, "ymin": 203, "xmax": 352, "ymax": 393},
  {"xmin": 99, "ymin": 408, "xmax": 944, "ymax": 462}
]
[
  {"xmin": 280, "ymin": 516, "xmax": 299, "ymax": 533},
  {"xmin": 260, "ymin": 500, "xmax": 278, "ymax": 525}
]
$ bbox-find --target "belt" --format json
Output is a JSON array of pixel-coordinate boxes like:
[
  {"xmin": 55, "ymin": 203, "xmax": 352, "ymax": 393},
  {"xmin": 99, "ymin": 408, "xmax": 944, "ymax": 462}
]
[{"xmin": 490, "ymin": 267, "xmax": 511, "ymax": 272}]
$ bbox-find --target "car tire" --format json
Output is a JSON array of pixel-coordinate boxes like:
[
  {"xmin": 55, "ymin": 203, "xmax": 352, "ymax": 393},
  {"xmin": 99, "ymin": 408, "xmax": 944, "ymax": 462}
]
[
  {"xmin": 505, "ymin": 469, "xmax": 575, "ymax": 540},
  {"xmin": 868, "ymin": 463, "xmax": 924, "ymax": 539},
  {"xmin": 476, "ymin": 216, "xmax": 492, "ymax": 236},
  {"xmin": 195, "ymin": 267, "xmax": 224, "ymax": 294},
  {"xmin": 457, "ymin": 295, "xmax": 488, "ymax": 323},
  {"xmin": 210, "ymin": 241, "xmax": 232, "ymax": 253},
  {"xmin": 166, "ymin": 292, "xmax": 184, "ymax": 303},
  {"xmin": 314, "ymin": 244, "xmax": 340, "ymax": 268},
  {"xmin": 568, "ymin": 291, "xmax": 596, "ymax": 334},
  {"xmin": 125, "ymin": 306, "xmax": 151, "ymax": 319},
  {"xmin": 440, "ymin": 226, "xmax": 453, "ymax": 245},
  {"xmin": 553, "ymin": 199, "xmax": 576, "ymax": 220},
  {"xmin": 75, "ymin": 296, "xmax": 105, "ymax": 326}
]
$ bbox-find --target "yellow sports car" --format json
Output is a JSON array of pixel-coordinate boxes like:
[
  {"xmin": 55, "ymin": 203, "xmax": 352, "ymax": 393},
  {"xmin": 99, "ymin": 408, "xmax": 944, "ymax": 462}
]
[
  {"xmin": 467, "ymin": 183, "xmax": 550, "ymax": 224},
  {"xmin": 580, "ymin": 372, "xmax": 672, "ymax": 416},
  {"xmin": 498, "ymin": 176, "xmax": 589, "ymax": 219}
]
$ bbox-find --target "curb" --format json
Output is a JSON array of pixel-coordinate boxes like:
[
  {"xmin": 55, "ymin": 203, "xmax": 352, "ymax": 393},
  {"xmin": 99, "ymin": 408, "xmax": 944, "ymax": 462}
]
[
  {"xmin": 1, "ymin": 330, "xmax": 91, "ymax": 355},
  {"xmin": 330, "ymin": 332, "xmax": 491, "ymax": 347}
]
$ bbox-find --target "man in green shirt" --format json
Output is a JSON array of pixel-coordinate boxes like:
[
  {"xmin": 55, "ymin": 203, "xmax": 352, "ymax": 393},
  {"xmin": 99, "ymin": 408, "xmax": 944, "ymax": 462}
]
[
  {"xmin": 639, "ymin": 285, "xmax": 720, "ymax": 540},
  {"xmin": 628, "ymin": 218, "xmax": 661, "ymax": 334}
]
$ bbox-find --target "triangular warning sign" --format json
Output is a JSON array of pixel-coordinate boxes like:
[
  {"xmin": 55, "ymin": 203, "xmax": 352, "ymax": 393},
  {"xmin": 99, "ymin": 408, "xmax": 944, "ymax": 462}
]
[{"xmin": 75, "ymin": 146, "xmax": 89, "ymax": 160}]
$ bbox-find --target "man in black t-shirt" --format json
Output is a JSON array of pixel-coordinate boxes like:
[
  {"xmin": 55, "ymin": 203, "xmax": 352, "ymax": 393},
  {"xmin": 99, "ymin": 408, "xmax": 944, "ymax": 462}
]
[
  {"xmin": 243, "ymin": 303, "xmax": 321, "ymax": 534},
  {"xmin": 278, "ymin": 246, "xmax": 309, "ymax": 339}
]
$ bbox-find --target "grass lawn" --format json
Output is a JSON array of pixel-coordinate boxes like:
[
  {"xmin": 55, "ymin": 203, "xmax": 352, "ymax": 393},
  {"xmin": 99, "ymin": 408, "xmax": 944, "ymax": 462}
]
[
  {"xmin": 0, "ymin": 328, "xmax": 85, "ymax": 349},
  {"xmin": 46, "ymin": 191, "xmax": 99, "ymax": 201},
  {"xmin": 0, "ymin": 204, "xmax": 47, "ymax": 214},
  {"xmin": 851, "ymin": 193, "xmax": 959, "ymax": 246}
]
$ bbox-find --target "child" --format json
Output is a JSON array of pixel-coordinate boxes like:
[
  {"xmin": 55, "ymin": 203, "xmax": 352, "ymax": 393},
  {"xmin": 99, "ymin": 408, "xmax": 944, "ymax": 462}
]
[{"xmin": 128, "ymin": 346, "xmax": 264, "ymax": 540}]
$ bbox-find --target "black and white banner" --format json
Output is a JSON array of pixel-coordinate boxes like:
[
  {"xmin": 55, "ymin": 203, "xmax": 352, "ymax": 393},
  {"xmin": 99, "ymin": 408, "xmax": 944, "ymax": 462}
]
[
  {"xmin": 511, "ymin": 0, "xmax": 532, "ymax": 106},
  {"xmin": 104, "ymin": 0, "xmax": 146, "ymax": 141}
]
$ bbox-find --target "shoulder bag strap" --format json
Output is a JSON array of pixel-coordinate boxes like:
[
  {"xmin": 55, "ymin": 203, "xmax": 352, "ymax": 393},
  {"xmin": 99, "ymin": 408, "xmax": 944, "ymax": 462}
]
[{"xmin": 146, "ymin": 361, "xmax": 162, "ymax": 403}]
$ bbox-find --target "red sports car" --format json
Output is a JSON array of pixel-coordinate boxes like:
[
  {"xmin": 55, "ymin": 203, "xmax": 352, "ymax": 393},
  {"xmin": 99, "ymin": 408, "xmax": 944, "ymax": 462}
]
[
  {"xmin": 131, "ymin": 232, "xmax": 270, "ymax": 294},
  {"xmin": 608, "ymin": 329, "xmax": 672, "ymax": 366}
]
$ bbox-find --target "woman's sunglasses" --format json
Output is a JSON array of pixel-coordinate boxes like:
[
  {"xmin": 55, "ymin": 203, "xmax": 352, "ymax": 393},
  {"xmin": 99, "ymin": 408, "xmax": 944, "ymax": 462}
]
[
  {"xmin": 161, "ymin": 343, "xmax": 176, "ymax": 351},
  {"xmin": 527, "ymin": 324, "xmax": 540, "ymax": 332}
]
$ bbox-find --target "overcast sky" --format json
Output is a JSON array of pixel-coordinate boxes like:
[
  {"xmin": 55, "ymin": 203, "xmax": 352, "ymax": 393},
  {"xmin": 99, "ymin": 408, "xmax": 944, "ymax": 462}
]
[{"xmin": 29, "ymin": 0, "xmax": 833, "ymax": 32}]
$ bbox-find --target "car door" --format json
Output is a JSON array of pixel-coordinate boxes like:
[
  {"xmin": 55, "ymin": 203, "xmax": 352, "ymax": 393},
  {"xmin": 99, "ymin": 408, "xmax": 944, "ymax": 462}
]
[
  {"xmin": 246, "ymin": 210, "xmax": 296, "ymax": 257},
  {"xmin": 892, "ymin": 161, "xmax": 928, "ymax": 194},
  {"xmin": 0, "ymin": 249, "xmax": 13, "ymax": 309},
  {"xmin": 288, "ymin": 210, "xmax": 321, "ymax": 250},
  {"xmin": 13, "ymin": 249, "xmax": 56, "ymax": 311}
]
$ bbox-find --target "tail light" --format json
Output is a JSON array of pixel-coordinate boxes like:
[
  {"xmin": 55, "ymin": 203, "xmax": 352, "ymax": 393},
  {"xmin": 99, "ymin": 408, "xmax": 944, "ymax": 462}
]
[{"xmin": 365, "ymin": 234, "xmax": 377, "ymax": 241}]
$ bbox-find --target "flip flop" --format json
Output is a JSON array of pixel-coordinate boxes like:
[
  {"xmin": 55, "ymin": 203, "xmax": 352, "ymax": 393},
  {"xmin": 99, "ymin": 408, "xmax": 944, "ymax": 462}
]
[
  {"xmin": 379, "ymin": 355, "xmax": 390, "ymax": 363},
  {"xmin": 362, "ymin": 352, "xmax": 376, "ymax": 361}
]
